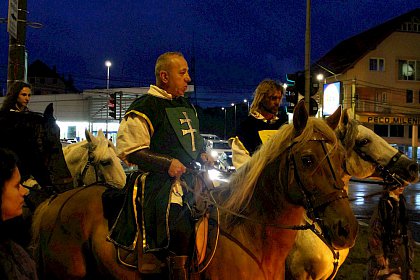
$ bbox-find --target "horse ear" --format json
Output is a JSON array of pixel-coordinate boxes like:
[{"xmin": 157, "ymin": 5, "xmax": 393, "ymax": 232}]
[
  {"xmin": 97, "ymin": 129, "xmax": 105, "ymax": 139},
  {"xmin": 293, "ymin": 100, "xmax": 308, "ymax": 135},
  {"xmin": 341, "ymin": 108, "xmax": 352, "ymax": 126},
  {"xmin": 44, "ymin": 103, "xmax": 54, "ymax": 120},
  {"xmin": 85, "ymin": 130, "xmax": 96, "ymax": 144},
  {"xmin": 326, "ymin": 105, "xmax": 342, "ymax": 130}
]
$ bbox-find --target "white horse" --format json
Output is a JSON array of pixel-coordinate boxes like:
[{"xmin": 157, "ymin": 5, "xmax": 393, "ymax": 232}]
[
  {"xmin": 286, "ymin": 107, "xmax": 419, "ymax": 280},
  {"xmin": 62, "ymin": 129, "xmax": 126, "ymax": 189}
]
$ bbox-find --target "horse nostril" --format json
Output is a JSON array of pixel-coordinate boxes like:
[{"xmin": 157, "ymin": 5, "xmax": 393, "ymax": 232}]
[{"xmin": 338, "ymin": 221, "xmax": 350, "ymax": 238}]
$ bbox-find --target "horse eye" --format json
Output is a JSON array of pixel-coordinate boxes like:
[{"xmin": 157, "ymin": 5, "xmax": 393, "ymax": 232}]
[
  {"xmin": 100, "ymin": 160, "xmax": 111, "ymax": 166},
  {"xmin": 301, "ymin": 156, "xmax": 314, "ymax": 167},
  {"xmin": 357, "ymin": 138, "xmax": 369, "ymax": 146}
]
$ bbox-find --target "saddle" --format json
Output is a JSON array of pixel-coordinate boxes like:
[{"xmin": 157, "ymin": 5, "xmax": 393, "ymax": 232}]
[{"xmin": 102, "ymin": 170, "xmax": 220, "ymax": 276}]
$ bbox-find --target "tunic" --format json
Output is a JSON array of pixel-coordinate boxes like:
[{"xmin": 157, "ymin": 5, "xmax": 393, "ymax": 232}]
[{"xmin": 117, "ymin": 85, "xmax": 204, "ymax": 251}]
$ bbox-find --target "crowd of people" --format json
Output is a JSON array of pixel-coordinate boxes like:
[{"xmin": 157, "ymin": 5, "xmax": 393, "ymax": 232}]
[{"xmin": 0, "ymin": 52, "xmax": 416, "ymax": 280}]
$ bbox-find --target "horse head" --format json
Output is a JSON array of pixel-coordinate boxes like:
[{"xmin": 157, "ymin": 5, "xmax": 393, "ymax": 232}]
[
  {"xmin": 327, "ymin": 107, "xmax": 419, "ymax": 185},
  {"xmin": 63, "ymin": 129, "xmax": 126, "ymax": 188},
  {"xmin": 0, "ymin": 105, "xmax": 72, "ymax": 192},
  {"xmin": 224, "ymin": 101, "xmax": 358, "ymax": 251}
]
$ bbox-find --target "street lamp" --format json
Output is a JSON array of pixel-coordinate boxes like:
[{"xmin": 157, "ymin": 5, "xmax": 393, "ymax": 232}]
[
  {"xmin": 105, "ymin": 60, "xmax": 112, "ymax": 89},
  {"xmin": 244, "ymin": 99, "xmax": 249, "ymax": 113},
  {"xmin": 316, "ymin": 73, "xmax": 324, "ymax": 118},
  {"xmin": 221, "ymin": 107, "xmax": 226, "ymax": 139},
  {"xmin": 231, "ymin": 103, "xmax": 237, "ymax": 133}
]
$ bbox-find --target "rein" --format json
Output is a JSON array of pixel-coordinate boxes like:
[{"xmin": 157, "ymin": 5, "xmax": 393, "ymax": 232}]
[
  {"xmin": 44, "ymin": 181, "xmax": 111, "ymax": 246},
  {"xmin": 354, "ymin": 145, "xmax": 404, "ymax": 187},
  {"xmin": 185, "ymin": 171, "xmax": 316, "ymax": 230},
  {"xmin": 77, "ymin": 144, "xmax": 107, "ymax": 186},
  {"xmin": 186, "ymin": 138, "xmax": 346, "ymax": 230},
  {"xmin": 305, "ymin": 218, "xmax": 340, "ymax": 280}
]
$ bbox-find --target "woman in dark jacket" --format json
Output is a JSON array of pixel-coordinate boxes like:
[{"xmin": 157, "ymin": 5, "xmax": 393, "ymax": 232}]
[
  {"xmin": 0, "ymin": 148, "xmax": 38, "ymax": 279},
  {"xmin": 1, "ymin": 81, "xmax": 32, "ymax": 112}
]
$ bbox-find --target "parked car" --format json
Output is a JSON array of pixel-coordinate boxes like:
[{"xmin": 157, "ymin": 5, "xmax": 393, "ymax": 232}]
[
  {"xmin": 206, "ymin": 139, "xmax": 231, "ymax": 163},
  {"xmin": 201, "ymin": 134, "xmax": 221, "ymax": 145}
]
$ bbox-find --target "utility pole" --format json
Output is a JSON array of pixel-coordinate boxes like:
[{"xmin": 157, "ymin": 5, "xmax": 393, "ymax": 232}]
[
  {"xmin": 7, "ymin": 0, "xmax": 28, "ymax": 89},
  {"xmin": 304, "ymin": 0, "xmax": 311, "ymax": 112}
]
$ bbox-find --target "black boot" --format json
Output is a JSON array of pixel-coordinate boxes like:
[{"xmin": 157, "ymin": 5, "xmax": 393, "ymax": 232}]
[{"xmin": 167, "ymin": 256, "xmax": 189, "ymax": 280}]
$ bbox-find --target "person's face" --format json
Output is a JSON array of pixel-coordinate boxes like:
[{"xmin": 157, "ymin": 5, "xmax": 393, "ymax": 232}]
[
  {"xmin": 16, "ymin": 87, "xmax": 31, "ymax": 109},
  {"xmin": 261, "ymin": 89, "xmax": 283, "ymax": 115},
  {"xmin": 1, "ymin": 167, "xmax": 28, "ymax": 221},
  {"xmin": 164, "ymin": 56, "xmax": 191, "ymax": 97},
  {"xmin": 391, "ymin": 185, "xmax": 405, "ymax": 196}
]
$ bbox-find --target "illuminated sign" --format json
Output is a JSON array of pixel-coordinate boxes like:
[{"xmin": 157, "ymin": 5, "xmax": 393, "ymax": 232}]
[
  {"xmin": 323, "ymin": 82, "xmax": 341, "ymax": 116},
  {"xmin": 358, "ymin": 115, "xmax": 420, "ymax": 125}
]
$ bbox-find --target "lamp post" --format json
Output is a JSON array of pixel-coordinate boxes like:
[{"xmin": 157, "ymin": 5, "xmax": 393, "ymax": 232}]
[
  {"xmin": 222, "ymin": 107, "xmax": 226, "ymax": 139},
  {"xmin": 231, "ymin": 103, "xmax": 237, "ymax": 133},
  {"xmin": 244, "ymin": 99, "xmax": 249, "ymax": 113},
  {"xmin": 316, "ymin": 73, "xmax": 324, "ymax": 118},
  {"xmin": 105, "ymin": 60, "xmax": 112, "ymax": 89},
  {"xmin": 105, "ymin": 60, "xmax": 112, "ymax": 138}
]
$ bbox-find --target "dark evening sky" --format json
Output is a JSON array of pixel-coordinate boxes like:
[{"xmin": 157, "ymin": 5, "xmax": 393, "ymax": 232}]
[{"xmin": 0, "ymin": 1, "xmax": 418, "ymax": 107}]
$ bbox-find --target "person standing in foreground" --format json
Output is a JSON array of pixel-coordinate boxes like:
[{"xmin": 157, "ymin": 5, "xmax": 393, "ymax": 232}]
[
  {"xmin": 365, "ymin": 185, "xmax": 414, "ymax": 279},
  {"xmin": 230, "ymin": 79, "xmax": 288, "ymax": 169},
  {"xmin": 117, "ymin": 52, "xmax": 205, "ymax": 280},
  {"xmin": 0, "ymin": 82, "xmax": 32, "ymax": 112},
  {"xmin": 0, "ymin": 148, "xmax": 38, "ymax": 280}
]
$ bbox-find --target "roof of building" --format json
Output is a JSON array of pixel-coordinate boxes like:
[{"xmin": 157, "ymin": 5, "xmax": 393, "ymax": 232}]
[
  {"xmin": 313, "ymin": 8, "xmax": 420, "ymax": 77},
  {"xmin": 28, "ymin": 59, "xmax": 80, "ymax": 93},
  {"xmin": 28, "ymin": 59, "xmax": 61, "ymax": 78}
]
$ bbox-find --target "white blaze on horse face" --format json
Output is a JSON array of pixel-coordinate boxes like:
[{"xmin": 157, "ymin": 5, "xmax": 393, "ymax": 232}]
[
  {"xmin": 63, "ymin": 131, "xmax": 126, "ymax": 189},
  {"xmin": 346, "ymin": 125, "xmax": 394, "ymax": 179}
]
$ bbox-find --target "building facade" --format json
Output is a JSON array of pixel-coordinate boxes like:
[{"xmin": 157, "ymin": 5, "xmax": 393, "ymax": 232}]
[{"xmin": 313, "ymin": 8, "xmax": 420, "ymax": 158}]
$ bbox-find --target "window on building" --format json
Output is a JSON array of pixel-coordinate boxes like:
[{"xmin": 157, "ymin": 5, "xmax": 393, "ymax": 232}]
[
  {"xmin": 398, "ymin": 59, "xmax": 420, "ymax": 81},
  {"xmin": 406, "ymin": 90, "xmax": 413, "ymax": 103},
  {"xmin": 390, "ymin": 125, "xmax": 404, "ymax": 137},
  {"xmin": 400, "ymin": 21, "xmax": 420, "ymax": 33},
  {"xmin": 40, "ymin": 78, "xmax": 45, "ymax": 84},
  {"xmin": 374, "ymin": 125, "xmax": 388, "ymax": 137},
  {"xmin": 369, "ymin": 58, "xmax": 385, "ymax": 71},
  {"xmin": 408, "ymin": 128, "xmax": 420, "ymax": 140}
]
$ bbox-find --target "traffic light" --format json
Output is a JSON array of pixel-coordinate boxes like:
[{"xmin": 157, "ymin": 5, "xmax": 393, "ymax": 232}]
[
  {"xmin": 108, "ymin": 92, "xmax": 116, "ymax": 119},
  {"xmin": 285, "ymin": 88, "xmax": 298, "ymax": 113},
  {"xmin": 287, "ymin": 72, "xmax": 320, "ymax": 97}
]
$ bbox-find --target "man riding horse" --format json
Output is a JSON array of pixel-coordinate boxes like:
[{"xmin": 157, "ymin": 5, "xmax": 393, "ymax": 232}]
[{"xmin": 116, "ymin": 52, "xmax": 208, "ymax": 280}]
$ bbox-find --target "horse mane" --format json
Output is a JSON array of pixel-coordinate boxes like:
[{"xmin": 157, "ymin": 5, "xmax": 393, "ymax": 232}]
[
  {"xmin": 336, "ymin": 117, "xmax": 359, "ymax": 153},
  {"xmin": 223, "ymin": 117, "xmax": 339, "ymax": 216}
]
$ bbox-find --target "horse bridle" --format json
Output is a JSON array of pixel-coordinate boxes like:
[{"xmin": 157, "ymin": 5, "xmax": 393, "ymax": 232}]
[
  {"xmin": 77, "ymin": 143, "xmax": 108, "ymax": 186},
  {"xmin": 287, "ymin": 138, "xmax": 348, "ymax": 221},
  {"xmin": 353, "ymin": 145, "xmax": 405, "ymax": 187}
]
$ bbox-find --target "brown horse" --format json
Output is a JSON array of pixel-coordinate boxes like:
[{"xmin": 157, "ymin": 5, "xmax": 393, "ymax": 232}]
[
  {"xmin": 286, "ymin": 107, "xmax": 419, "ymax": 280},
  {"xmin": 31, "ymin": 102, "xmax": 358, "ymax": 279}
]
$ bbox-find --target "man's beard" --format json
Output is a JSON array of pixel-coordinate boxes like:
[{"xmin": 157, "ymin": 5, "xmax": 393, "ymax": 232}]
[{"xmin": 261, "ymin": 103, "xmax": 278, "ymax": 115}]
